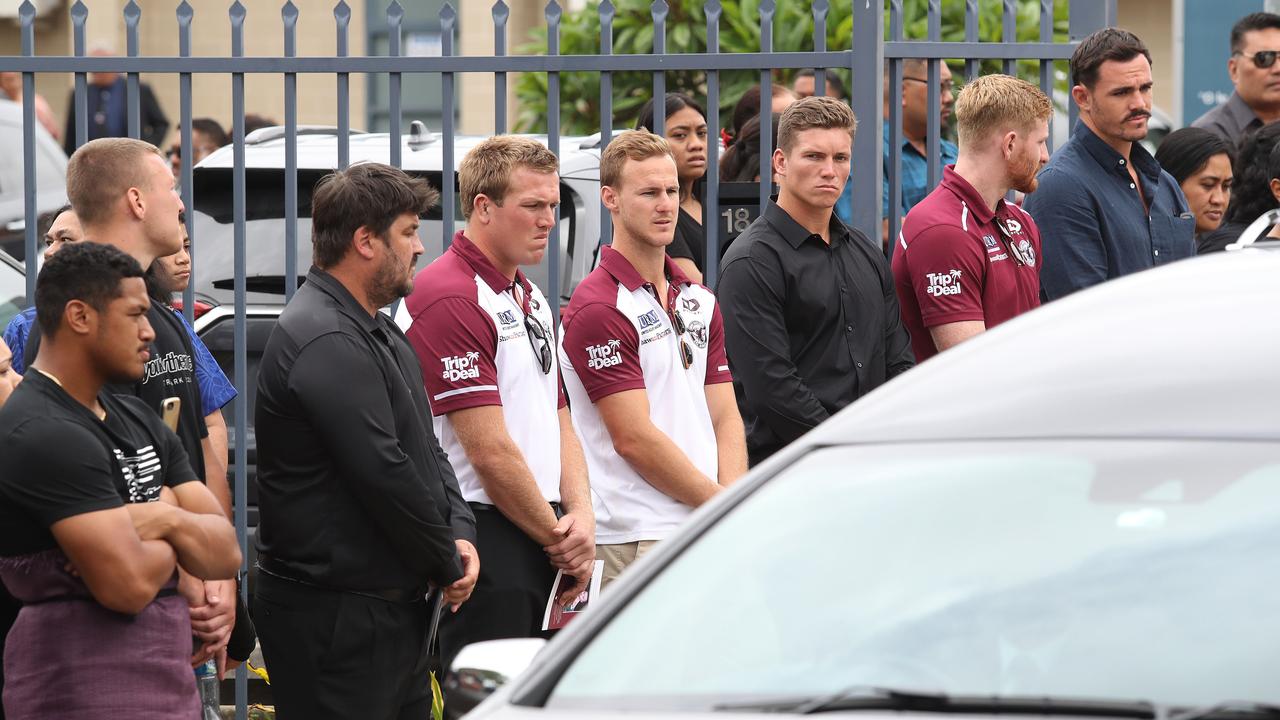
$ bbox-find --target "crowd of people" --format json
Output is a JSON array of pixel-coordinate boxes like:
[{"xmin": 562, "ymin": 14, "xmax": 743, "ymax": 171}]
[{"xmin": 0, "ymin": 12, "xmax": 1273, "ymax": 720}]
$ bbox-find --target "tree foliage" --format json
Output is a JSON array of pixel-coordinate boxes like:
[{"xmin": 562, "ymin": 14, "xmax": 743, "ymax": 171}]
[{"xmin": 513, "ymin": 0, "xmax": 1070, "ymax": 135}]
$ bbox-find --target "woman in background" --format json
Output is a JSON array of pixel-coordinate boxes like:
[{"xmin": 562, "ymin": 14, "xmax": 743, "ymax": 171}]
[{"xmin": 637, "ymin": 93, "xmax": 710, "ymax": 283}]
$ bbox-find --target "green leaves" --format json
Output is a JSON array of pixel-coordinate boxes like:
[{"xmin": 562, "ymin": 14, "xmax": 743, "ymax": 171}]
[{"xmin": 512, "ymin": 0, "xmax": 1072, "ymax": 135}]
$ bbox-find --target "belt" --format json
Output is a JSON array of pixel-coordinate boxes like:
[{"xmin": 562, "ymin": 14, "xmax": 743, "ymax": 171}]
[
  {"xmin": 469, "ymin": 500, "xmax": 562, "ymax": 518},
  {"xmin": 256, "ymin": 555, "xmax": 427, "ymax": 604}
]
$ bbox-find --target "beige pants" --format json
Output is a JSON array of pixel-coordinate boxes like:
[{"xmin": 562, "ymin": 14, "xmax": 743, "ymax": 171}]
[{"xmin": 596, "ymin": 540, "xmax": 659, "ymax": 590}]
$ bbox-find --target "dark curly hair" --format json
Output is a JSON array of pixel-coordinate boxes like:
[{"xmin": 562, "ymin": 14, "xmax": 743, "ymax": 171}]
[
  {"xmin": 719, "ymin": 113, "xmax": 781, "ymax": 182},
  {"xmin": 35, "ymin": 241, "xmax": 145, "ymax": 336},
  {"xmin": 1224, "ymin": 121, "xmax": 1280, "ymax": 225}
]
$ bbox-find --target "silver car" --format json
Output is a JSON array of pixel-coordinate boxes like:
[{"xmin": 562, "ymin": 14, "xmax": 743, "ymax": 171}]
[{"xmin": 458, "ymin": 244, "xmax": 1280, "ymax": 718}]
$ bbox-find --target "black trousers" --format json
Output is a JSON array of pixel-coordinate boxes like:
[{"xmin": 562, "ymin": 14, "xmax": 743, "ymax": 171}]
[
  {"xmin": 252, "ymin": 572, "xmax": 433, "ymax": 720},
  {"xmin": 437, "ymin": 507, "xmax": 557, "ymax": 676}
]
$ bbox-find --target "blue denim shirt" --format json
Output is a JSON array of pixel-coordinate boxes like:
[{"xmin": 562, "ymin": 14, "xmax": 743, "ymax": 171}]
[
  {"xmin": 1022, "ymin": 121, "xmax": 1195, "ymax": 301},
  {"xmin": 835, "ymin": 122, "xmax": 959, "ymax": 227}
]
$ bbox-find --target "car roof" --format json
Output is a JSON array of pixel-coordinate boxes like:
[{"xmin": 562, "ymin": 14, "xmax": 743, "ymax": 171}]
[
  {"xmin": 805, "ymin": 246, "xmax": 1280, "ymax": 447},
  {"xmin": 196, "ymin": 126, "xmax": 602, "ymax": 178}
]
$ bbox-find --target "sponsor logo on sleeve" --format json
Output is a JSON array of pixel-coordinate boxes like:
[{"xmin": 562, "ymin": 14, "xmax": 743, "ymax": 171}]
[
  {"xmin": 926, "ymin": 269, "xmax": 964, "ymax": 297},
  {"xmin": 441, "ymin": 351, "xmax": 482, "ymax": 382},
  {"xmin": 585, "ymin": 339, "xmax": 623, "ymax": 370}
]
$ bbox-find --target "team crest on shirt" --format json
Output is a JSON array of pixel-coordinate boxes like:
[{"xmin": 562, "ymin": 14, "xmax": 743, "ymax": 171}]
[
  {"xmin": 441, "ymin": 351, "xmax": 482, "ymax": 381},
  {"xmin": 687, "ymin": 321, "xmax": 708, "ymax": 349},
  {"xmin": 585, "ymin": 339, "xmax": 623, "ymax": 370},
  {"xmin": 496, "ymin": 310, "xmax": 518, "ymax": 327},
  {"xmin": 637, "ymin": 310, "xmax": 662, "ymax": 331},
  {"xmin": 1017, "ymin": 238, "xmax": 1037, "ymax": 267},
  {"xmin": 1003, "ymin": 218, "xmax": 1024, "ymax": 234}
]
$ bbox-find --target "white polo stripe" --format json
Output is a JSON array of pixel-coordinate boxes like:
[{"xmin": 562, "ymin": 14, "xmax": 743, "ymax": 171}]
[
  {"xmin": 433, "ymin": 385, "xmax": 499, "ymax": 401},
  {"xmin": 899, "ymin": 231, "xmax": 908, "ymax": 251},
  {"xmin": 961, "ymin": 203, "xmax": 969, "ymax": 231}
]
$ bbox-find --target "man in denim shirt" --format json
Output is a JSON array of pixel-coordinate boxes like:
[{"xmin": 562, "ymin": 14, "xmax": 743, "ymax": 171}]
[{"xmin": 1023, "ymin": 29, "xmax": 1195, "ymax": 301}]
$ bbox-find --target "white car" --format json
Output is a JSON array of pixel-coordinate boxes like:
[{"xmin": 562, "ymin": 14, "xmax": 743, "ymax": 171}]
[
  {"xmin": 454, "ymin": 242, "xmax": 1280, "ymax": 719},
  {"xmin": 190, "ymin": 123, "xmax": 606, "ymax": 309}
]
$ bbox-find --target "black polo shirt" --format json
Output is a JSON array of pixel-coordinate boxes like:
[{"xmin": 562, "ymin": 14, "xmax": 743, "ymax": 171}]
[
  {"xmin": 254, "ymin": 268, "xmax": 475, "ymax": 592},
  {"xmin": 716, "ymin": 201, "xmax": 914, "ymax": 465}
]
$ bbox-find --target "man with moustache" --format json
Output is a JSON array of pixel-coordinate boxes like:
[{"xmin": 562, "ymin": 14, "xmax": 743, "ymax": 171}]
[
  {"xmin": 893, "ymin": 74, "xmax": 1050, "ymax": 362},
  {"xmin": 559, "ymin": 130, "xmax": 746, "ymax": 587},
  {"xmin": 1022, "ymin": 29, "xmax": 1195, "ymax": 300},
  {"xmin": 253, "ymin": 162, "xmax": 478, "ymax": 719},
  {"xmin": 406, "ymin": 136, "xmax": 594, "ymax": 672}
]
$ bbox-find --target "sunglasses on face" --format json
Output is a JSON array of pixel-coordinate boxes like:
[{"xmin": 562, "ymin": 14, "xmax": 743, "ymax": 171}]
[
  {"xmin": 524, "ymin": 314, "xmax": 553, "ymax": 375},
  {"xmin": 1236, "ymin": 50, "xmax": 1280, "ymax": 69}
]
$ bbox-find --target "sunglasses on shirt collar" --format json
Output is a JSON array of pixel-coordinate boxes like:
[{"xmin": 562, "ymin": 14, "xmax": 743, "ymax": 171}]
[{"xmin": 1236, "ymin": 50, "xmax": 1280, "ymax": 69}]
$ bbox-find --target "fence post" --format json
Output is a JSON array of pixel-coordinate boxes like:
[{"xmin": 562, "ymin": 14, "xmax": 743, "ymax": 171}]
[
  {"xmin": 124, "ymin": 0, "xmax": 141, "ymax": 139},
  {"xmin": 600, "ymin": 0, "xmax": 615, "ymax": 248},
  {"xmin": 283, "ymin": 0, "xmax": 299, "ymax": 300},
  {"xmin": 1068, "ymin": 0, "xmax": 1115, "ymax": 135},
  {"xmin": 19, "ymin": 0, "xmax": 36, "ymax": 297},
  {"xmin": 851, "ymin": 0, "xmax": 885, "ymax": 245},
  {"xmin": 178, "ymin": 0, "xmax": 195, "ymax": 323}
]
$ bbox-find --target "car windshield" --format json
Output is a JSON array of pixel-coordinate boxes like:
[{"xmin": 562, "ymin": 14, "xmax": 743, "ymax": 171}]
[{"xmin": 546, "ymin": 440, "xmax": 1280, "ymax": 712}]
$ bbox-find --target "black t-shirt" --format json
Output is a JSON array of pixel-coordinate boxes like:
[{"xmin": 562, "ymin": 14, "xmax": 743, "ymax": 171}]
[
  {"xmin": 0, "ymin": 371, "xmax": 198, "ymax": 557},
  {"xmin": 23, "ymin": 300, "xmax": 207, "ymax": 481},
  {"xmin": 667, "ymin": 207, "xmax": 707, "ymax": 273}
]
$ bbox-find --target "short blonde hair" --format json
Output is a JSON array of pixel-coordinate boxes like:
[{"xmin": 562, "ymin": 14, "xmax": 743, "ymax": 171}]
[
  {"xmin": 66, "ymin": 138, "xmax": 165, "ymax": 228},
  {"xmin": 599, "ymin": 130, "xmax": 674, "ymax": 189},
  {"xmin": 458, "ymin": 135, "xmax": 559, "ymax": 221},
  {"xmin": 954, "ymin": 74, "xmax": 1052, "ymax": 149},
  {"xmin": 777, "ymin": 96, "xmax": 857, "ymax": 153}
]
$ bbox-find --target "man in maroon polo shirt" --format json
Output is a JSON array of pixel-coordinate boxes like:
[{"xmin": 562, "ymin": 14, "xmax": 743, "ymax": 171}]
[
  {"xmin": 404, "ymin": 136, "xmax": 594, "ymax": 675},
  {"xmin": 893, "ymin": 73, "xmax": 1051, "ymax": 362}
]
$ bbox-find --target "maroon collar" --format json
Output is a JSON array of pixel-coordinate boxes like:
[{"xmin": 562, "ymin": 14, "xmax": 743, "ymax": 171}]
[
  {"xmin": 599, "ymin": 245, "xmax": 693, "ymax": 293},
  {"xmin": 449, "ymin": 230, "xmax": 524, "ymax": 295},
  {"xmin": 939, "ymin": 165, "xmax": 1010, "ymax": 226}
]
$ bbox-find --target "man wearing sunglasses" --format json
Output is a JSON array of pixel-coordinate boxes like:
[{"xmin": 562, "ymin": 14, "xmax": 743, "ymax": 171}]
[
  {"xmin": 893, "ymin": 74, "xmax": 1050, "ymax": 363},
  {"xmin": 405, "ymin": 136, "xmax": 594, "ymax": 673},
  {"xmin": 1192, "ymin": 12, "xmax": 1280, "ymax": 143},
  {"xmin": 559, "ymin": 130, "xmax": 746, "ymax": 588}
]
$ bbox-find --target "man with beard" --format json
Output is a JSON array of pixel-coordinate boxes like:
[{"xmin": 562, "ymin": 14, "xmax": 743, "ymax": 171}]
[
  {"xmin": 1022, "ymin": 29, "xmax": 1195, "ymax": 300},
  {"xmin": 892, "ymin": 74, "xmax": 1050, "ymax": 362},
  {"xmin": 253, "ymin": 162, "xmax": 478, "ymax": 719}
]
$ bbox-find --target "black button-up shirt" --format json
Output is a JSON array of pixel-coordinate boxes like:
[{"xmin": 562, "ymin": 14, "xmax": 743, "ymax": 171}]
[
  {"xmin": 255, "ymin": 268, "xmax": 475, "ymax": 591},
  {"xmin": 1022, "ymin": 121, "xmax": 1195, "ymax": 301},
  {"xmin": 717, "ymin": 201, "xmax": 914, "ymax": 464}
]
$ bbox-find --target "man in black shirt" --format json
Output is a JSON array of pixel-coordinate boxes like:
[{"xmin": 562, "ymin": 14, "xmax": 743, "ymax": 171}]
[
  {"xmin": 55, "ymin": 137, "xmax": 247, "ymax": 669},
  {"xmin": 254, "ymin": 162, "xmax": 478, "ymax": 719},
  {"xmin": 0, "ymin": 243, "xmax": 238, "ymax": 717},
  {"xmin": 718, "ymin": 97, "xmax": 914, "ymax": 465}
]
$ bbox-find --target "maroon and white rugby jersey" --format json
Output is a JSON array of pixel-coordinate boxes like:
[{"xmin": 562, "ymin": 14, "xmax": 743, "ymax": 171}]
[
  {"xmin": 558, "ymin": 246, "xmax": 732, "ymax": 544},
  {"xmin": 405, "ymin": 231, "xmax": 565, "ymax": 505}
]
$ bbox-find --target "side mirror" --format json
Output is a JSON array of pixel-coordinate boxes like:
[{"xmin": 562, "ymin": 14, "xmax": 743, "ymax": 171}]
[{"xmin": 445, "ymin": 637, "xmax": 547, "ymax": 715}]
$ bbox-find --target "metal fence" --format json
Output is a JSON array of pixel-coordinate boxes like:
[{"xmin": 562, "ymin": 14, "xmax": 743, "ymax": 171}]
[{"xmin": 7, "ymin": 0, "xmax": 1116, "ymax": 717}]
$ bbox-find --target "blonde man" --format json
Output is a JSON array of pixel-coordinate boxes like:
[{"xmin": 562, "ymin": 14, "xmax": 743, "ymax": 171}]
[
  {"xmin": 559, "ymin": 130, "xmax": 746, "ymax": 587},
  {"xmin": 406, "ymin": 136, "xmax": 593, "ymax": 666},
  {"xmin": 717, "ymin": 96, "xmax": 913, "ymax": 466},
  {"xmin": 892, "ymin": 74, "xmax": 1050, "ymax": 362}
]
